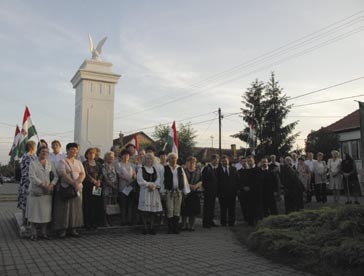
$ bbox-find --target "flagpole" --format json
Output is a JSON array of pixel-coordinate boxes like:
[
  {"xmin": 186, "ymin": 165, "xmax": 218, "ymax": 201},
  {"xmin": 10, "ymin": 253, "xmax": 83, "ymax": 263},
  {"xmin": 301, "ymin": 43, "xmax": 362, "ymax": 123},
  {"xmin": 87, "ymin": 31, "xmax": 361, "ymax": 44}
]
[{"xmin": 357, "ymin": 101, "xmax": 364, "ymax": 189}]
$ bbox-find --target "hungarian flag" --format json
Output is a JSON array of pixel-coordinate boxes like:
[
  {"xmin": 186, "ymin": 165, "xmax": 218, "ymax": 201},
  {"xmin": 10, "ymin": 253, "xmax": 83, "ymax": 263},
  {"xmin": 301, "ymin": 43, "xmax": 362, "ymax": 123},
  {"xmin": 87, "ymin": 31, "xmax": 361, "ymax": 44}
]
[
  {"xmin": 130, "ymin": 133, "xmax": 139, "ymax": 154},
  {"xmin": 9, "ymin": 125, "xmax": 21, "ymax": 159},
  {"xmin": 248, "ymin": 121, "xmax": 256, "ymax": 149},
  {"xmin": 18, "ymin": 106, "xmax": 38, "ymax": 157},
  {"xmin": 168, "ymin": 121, "xmax": 178, "ymax": 155}
]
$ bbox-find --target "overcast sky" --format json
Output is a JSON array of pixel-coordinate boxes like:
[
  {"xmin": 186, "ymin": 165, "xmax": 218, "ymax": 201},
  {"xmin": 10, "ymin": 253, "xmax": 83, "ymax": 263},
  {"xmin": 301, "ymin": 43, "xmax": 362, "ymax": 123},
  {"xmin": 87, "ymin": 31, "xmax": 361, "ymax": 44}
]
[{"xmin": 1, "ymin": 0, "xmax": 364, "ymax": 164}]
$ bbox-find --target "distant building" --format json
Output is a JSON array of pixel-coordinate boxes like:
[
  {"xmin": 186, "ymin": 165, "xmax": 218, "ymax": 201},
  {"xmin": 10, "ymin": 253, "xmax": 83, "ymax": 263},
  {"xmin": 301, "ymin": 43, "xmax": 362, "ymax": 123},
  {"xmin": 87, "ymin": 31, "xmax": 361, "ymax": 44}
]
[
  {"xmin": 324, "ymin": 109, "xmax": 363, "ymax": 187},
  {"xmin": 192, "ymin": 144, "xmax": 245, "ymax": 164},
  {"xmin": 112, "ymin": 131, "xmax": 155, "ymax": 154},
  {"xmin": 324, "ymin": 109, "xmax": 361, "ymax": 161}
]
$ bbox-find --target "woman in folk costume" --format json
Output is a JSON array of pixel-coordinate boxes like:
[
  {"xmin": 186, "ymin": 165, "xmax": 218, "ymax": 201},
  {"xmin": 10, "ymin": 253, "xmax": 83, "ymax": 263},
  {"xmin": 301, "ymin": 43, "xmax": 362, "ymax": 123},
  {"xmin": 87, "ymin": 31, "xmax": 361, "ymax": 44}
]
[
  {"xmin": 137, "ymin": 153, "xmax": 162, "ymax": 234},
  {"xmin": 28, "ymin": 146, "xmax": 58, "ymax": 240},
  {"xmin": 313, "ymin": 152, "xmax": 328, "ymax": 203},
  {"xmin": 161, "ymin": 152, "xmax": 190, "ymax": 234}
]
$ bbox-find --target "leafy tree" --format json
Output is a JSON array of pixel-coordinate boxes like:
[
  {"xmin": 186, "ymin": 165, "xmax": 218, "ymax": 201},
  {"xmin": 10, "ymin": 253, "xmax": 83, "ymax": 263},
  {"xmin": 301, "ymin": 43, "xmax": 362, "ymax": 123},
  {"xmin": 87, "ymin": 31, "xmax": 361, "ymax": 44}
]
[
  {"xmin": 152, "ymin": 122, "xmax": 197, "ymax": 163},
  {"xmin": 260, "ymin": 72, "xmax": 299, "ymax": 157},
  {"xmin": 305, "ymin": 128, "xmax": 340, "ymax": 160}
]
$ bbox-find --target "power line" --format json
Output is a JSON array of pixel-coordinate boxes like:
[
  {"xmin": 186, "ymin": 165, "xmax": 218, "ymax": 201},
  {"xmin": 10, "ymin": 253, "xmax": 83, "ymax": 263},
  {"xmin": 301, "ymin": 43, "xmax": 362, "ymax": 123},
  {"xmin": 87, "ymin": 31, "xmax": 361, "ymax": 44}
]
[
  {"xmin": 117, "ymin": 25, "xmax": 364, "ymax": 120},
  {"xmin": 293, "ymin": 93, "xmax": 364, "ymax": 107},
  {"xmin": 288, "ymin": 76, "xmax": 364, "ymax": 100}
]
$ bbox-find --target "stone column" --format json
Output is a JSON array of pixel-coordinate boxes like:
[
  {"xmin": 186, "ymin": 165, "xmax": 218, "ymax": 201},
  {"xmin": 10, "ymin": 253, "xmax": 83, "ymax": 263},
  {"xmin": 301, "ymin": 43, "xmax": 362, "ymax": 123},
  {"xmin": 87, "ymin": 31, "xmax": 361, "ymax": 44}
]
[{"xmin": 71, "ymin": 59, "xmax": 121, "ymax": 157}]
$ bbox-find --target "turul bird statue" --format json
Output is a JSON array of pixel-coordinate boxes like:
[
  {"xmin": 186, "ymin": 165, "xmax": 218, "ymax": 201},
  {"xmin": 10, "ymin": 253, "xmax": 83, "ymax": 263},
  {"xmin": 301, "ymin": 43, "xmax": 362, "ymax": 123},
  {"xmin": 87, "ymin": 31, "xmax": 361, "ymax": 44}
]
[{"xmin": 88, "ymin": 33, "xmax": 107, "ymax": 61}]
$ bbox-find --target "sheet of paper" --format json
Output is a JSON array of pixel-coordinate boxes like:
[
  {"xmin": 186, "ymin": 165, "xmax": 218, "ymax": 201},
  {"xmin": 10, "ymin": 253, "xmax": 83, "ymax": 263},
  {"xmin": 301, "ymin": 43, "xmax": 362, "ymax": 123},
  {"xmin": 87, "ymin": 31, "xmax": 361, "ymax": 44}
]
[{"xmin": 122, "ymin": 185, "xmax": 133, "ymax": 196}]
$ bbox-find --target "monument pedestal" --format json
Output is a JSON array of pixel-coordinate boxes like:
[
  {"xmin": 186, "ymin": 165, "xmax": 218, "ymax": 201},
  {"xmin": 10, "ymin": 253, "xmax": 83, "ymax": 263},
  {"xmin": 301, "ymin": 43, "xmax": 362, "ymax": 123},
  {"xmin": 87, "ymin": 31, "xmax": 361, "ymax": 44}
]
[{"xmin": 71, "ymin": 59, "xmax": 121, "ymax": 156}]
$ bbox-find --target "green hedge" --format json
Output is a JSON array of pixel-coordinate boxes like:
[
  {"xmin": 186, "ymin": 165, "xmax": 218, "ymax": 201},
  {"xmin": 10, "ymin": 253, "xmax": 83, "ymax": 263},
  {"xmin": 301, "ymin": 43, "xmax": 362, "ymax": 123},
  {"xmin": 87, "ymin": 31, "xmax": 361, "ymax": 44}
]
[{"xmin": 247, "ymin": 206, "xmax": 364, "ymax": 276}]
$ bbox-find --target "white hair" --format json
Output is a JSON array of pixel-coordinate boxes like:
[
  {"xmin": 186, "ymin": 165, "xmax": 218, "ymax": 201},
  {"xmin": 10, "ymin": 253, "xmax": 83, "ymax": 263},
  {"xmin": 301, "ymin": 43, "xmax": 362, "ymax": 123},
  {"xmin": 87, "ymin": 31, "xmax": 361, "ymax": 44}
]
[{"xmin": 168, "ymin": 152, "xmax": 178, "ymax": 160}]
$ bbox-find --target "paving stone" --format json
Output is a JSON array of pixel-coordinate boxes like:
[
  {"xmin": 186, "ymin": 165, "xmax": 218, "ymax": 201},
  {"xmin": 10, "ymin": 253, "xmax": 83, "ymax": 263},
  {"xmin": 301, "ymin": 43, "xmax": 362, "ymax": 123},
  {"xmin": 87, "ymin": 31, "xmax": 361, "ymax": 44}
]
[{"xmin": 0, "ymin": 201, "xmax": 316, "ymax": 276}]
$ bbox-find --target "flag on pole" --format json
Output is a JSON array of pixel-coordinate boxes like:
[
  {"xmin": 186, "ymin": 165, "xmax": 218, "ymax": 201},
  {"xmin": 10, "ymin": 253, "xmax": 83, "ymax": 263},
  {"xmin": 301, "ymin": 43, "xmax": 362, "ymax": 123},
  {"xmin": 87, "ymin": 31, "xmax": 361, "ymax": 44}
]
[
  {"xmin": 130, "ymin": 133, "xmax": 139, "ymax": 154},
  {"xmin": 248, "ymin": 121, "xmax": 256, "ymax": 149},
  {"xmin": 168, "ymin": 121, "xmax": 178, "ymax": 155},
  {"xmin": 18, "ymin": 106, "xmax": 38, "ymax": 157},
  {"xmin": 9, "ymin": 125, "xmax": 21, "ymax": 159}
]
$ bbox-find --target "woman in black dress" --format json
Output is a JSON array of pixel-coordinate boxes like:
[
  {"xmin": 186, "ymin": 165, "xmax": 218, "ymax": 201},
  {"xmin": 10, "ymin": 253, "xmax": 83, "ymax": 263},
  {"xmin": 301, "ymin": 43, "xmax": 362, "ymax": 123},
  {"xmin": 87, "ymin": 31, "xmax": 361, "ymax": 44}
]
[
  {"xmin": 341, "ymin": 153, "xmax": 361, "ymax": 204},
  {"xmin": 181, "ymin": 156, "xmax": 202, "ymax": 231},
  {"xmin": 82, "ymin": 148, "xmax": 104, "ymax": 229}
]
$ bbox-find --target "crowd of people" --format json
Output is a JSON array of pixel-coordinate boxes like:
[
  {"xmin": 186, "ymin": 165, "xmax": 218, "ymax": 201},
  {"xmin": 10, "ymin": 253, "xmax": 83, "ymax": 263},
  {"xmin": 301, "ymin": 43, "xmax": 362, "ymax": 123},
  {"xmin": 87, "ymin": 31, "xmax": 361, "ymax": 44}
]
[{"xmin": 17, "ymin": 139, "xmax": 362, "ymax": 241}]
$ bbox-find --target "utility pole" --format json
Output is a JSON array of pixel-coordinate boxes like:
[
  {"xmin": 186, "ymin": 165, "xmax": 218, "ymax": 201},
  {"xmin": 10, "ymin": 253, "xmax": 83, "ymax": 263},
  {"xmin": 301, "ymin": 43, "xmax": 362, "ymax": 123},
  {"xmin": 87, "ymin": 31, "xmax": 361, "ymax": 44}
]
[
  {"xmin": 218, "ymin": 108, "xmax": 222, "ymax": 158},
  {"xmin": 210, "ymin": 135, "xmax": 214, "ymax": 148}
]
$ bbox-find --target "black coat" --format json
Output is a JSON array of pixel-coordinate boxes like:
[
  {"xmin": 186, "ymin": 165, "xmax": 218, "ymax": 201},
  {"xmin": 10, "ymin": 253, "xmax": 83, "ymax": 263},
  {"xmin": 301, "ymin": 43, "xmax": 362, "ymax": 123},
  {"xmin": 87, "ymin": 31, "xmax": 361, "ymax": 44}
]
[
  {"xmin": 260, "ymin": 169, "xmax": 279, "ymax": 198},
  {"xmin": 202, "ymin": 164, "xmax": 219, "ymax": 195},
  {"xmin": 217, "ymin": 166, "xmax": 239, "ymax": 199}
]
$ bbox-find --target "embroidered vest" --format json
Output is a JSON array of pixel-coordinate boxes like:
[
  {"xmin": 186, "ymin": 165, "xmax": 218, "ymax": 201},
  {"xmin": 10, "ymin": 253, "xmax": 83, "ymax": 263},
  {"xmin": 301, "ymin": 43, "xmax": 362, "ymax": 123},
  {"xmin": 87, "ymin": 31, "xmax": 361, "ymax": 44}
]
[{"xmin": 164, "ymin": 166, "xmax": 184, "ymax": 190}]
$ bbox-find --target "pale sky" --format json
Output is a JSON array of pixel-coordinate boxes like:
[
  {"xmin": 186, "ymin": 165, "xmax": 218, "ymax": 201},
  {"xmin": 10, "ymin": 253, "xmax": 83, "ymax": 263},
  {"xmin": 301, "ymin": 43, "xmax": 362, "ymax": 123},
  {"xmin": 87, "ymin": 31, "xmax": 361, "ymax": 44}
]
[{"xmin": 1, "ymin": 0, "xmax": 364, "ymax": 164}]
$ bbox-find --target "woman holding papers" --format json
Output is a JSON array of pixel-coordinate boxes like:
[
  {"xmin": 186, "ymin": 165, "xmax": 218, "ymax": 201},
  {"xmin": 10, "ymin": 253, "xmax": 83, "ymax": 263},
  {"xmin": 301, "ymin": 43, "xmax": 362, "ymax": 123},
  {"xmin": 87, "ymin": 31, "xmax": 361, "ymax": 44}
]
[
  {"xmin": 115, "ymin": 149, "xmax": 136, "ymax": 226},
  {"xmin": 82, "ymin": 148, "xmax": 104, "ymax": 229}
]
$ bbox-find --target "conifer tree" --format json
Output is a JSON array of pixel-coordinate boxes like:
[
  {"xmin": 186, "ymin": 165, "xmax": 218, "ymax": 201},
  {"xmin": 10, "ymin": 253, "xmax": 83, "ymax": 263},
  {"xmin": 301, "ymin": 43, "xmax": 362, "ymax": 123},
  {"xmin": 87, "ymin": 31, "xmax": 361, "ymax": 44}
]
[{"xmin": 260, "ymin": 72, "xmax": 298, "ymax": 156}]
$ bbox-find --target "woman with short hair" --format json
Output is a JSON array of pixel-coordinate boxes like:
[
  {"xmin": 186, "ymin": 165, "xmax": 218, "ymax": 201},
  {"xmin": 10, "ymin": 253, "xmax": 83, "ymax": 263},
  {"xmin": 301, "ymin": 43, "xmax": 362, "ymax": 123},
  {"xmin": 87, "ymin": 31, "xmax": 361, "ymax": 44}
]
[
  {"xmin": 137, "ymin": 153, "xmax": 162, "ymax": 234},
  {"xmin": 115, "ymin": 149, "xmax": 136, "ymax": 225},
  {"xmin": 181, "ymin": 156, "xmax": 202, "ymax": 231},
  {"xmin": 313, "ymin": 152, "xmax": 327, "ymax": 203},
  {"xmin": 53, "ymin": 143, "xmax": 85, "ymax": 238},
  {"xmin": 17, "ymin": 140, "xmax": 37, "ymax": 228},
  {"xmin": 28, "ymin": 146, "xmax": 58, "ymax": 240},
  {"xmin": 82, "ymin": 147, "xmax": 104, "ymax": 229},
  {"xmin": 327, "ymin": 150, "xmax": 342, "ymax": 203},
  {"xmin": 102, "ymin": 151, "xmax": 118, "ymax": 226},
  {"xmin": 341, "ymin": 153, "xmax": 361, "ymax": 204}
]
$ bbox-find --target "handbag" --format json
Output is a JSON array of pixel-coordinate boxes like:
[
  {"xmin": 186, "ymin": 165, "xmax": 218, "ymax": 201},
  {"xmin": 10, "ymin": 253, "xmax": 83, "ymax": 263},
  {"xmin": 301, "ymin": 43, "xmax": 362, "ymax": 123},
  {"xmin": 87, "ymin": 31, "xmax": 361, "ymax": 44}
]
[
  {"xmin": 59, "ymin": 160, "xmax": 78, "ymax": 201},
  {"xmin": 105, "ymin": 195, "xmax": 120, "ymax": 215},
  {"xmin": 59, "ymin": 184, "xmax": 77, "ymax": 201}
]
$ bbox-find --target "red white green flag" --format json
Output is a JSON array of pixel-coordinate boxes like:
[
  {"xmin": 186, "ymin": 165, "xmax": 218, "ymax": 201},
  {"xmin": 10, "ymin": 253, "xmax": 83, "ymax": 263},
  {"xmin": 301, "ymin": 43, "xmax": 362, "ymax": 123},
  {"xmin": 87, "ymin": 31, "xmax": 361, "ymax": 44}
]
[
  {"xmin": 168, "ymin": 121, "xmax": 178, "ymax": 155},
  {"xmin": 9, "ymin": 125, "xmax": 21, "ymax": 159},
  {"xmin": 130, "ymin": 133, "xmax": 139, "ymax": 154},
  {"xmin": 18, "ymin": 106, "xmax": 38, "ymax": 157}
]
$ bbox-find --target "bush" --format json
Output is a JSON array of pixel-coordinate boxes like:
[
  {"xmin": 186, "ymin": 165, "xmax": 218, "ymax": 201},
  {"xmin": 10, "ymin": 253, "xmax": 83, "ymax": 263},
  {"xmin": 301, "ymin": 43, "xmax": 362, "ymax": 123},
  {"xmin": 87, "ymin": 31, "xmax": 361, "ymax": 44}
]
[{"xmin": 247, "ymin": 206, "xmax": 364, "ymax": 276}]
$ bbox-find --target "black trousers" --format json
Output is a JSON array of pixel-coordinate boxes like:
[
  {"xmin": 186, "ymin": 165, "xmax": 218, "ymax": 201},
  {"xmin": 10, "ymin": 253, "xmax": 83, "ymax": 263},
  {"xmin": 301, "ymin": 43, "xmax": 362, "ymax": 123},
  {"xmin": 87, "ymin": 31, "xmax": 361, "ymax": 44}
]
[
  {"xmin": 314, "ymin": 183, "xmax": 327, "ymax": 202},
  {"xmin": 218, "ymin": 196, "xmax": 236, "ymax": 226},
  {"xmin": 203, "ymin": 192, "xmax": 216, "ymax": 226},
  {"xmin": 263, "ymin": 195, "xmax": 278, "ymax": 216}
]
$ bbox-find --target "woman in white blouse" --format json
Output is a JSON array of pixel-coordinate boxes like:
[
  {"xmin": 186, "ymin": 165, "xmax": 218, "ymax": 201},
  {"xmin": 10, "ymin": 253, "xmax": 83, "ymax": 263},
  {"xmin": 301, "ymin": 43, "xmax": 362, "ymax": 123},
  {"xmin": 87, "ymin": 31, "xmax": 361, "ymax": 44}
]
[
  {"xmin": 28, "ymin": 146, "xmax": 58, "ymax": 241},
  {"xmin": 327, "ymin": 150, "xmax": 342, "ymax": 203},
  {"xmin": 137, "ymin": 153, "xmax": 162, "ymax": 234}
]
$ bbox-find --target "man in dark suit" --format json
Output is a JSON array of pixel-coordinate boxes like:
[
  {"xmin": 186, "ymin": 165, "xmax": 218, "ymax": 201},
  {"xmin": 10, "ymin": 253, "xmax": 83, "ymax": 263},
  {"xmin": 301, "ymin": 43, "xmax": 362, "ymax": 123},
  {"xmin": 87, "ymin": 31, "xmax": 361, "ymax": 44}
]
[
  {"xmin": 202, "ymin": 154, "xmax": 220, "ymax": 228},
  {"xmin": 243, "ymin": 155, "xmax": 263, "ymax": 226},
  {"xmin": 217, "ymin": 155, "xmax": 239, "ymax": 226},
  {"xmin": 260, "ymin": 157, "xmax": 279, "ymax": 216}
]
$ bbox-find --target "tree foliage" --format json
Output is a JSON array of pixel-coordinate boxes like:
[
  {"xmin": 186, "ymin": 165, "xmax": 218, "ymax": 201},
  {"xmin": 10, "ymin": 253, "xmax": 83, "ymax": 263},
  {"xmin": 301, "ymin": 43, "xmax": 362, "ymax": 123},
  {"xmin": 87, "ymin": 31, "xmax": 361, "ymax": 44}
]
[
  {"xmin": 305, "ymin": 128, "xmax": 340, "ymax": 160},
  {"xmin": 152, "ymin": 122, "xmax": 197, "ymax": 163},
  {"xmin": 232, "ymin": 72, "xmax": 299, "ymax": 158}
]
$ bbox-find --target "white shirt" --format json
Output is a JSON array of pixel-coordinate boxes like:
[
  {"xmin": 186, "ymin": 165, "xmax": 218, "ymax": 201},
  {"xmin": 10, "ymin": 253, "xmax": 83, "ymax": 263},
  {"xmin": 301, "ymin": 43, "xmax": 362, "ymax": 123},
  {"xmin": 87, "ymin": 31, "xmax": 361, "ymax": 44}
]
[
  {"xmin": 49, "ymin": 152, "xmax": 65, "ymax": 167},
  {"xmin": 160, "ymin": 165, "xmax": 190, "ymax": 195},
  {"xmin": 304, "ymin": 159, "xmax": 316, "ymax": 172}
]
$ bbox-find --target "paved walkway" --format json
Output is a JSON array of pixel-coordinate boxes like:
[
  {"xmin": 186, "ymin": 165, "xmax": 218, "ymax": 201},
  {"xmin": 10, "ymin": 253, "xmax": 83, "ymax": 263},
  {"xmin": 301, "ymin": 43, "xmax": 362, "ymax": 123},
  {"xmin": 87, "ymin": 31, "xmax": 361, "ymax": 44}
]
[{"xmin": 0, "ymin": 201, "xmax": 313, "ymax": 276}]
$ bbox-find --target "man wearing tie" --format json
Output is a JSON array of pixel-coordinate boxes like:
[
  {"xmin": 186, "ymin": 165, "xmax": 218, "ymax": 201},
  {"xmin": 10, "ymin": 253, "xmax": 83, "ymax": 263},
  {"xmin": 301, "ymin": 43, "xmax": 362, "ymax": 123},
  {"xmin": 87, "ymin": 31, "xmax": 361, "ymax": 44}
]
[
  {"xmin": 202, "ymin": 154, "xmax": 220, "ymax": 228},
  {"xmin": 217, "ymin": 155, "xmax": 239, "ymax": 226}
]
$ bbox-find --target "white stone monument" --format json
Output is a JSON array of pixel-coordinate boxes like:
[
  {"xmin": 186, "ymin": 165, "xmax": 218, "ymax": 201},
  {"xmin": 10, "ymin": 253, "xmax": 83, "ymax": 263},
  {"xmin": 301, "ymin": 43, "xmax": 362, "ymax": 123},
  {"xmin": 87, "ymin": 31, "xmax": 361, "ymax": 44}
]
[{"xmin": 70, "ymin": 35, "xmax": 121, "ymax": 156}]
